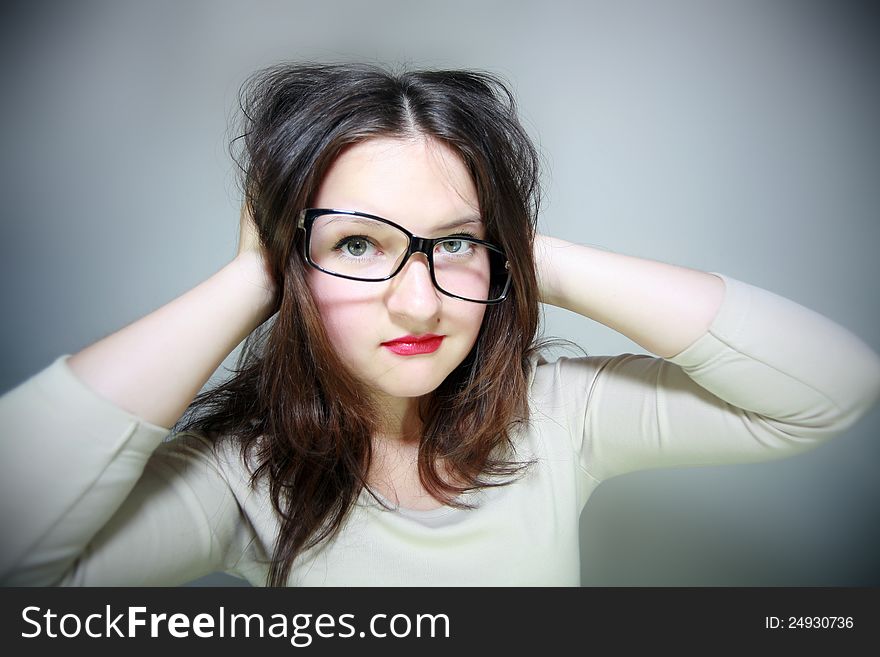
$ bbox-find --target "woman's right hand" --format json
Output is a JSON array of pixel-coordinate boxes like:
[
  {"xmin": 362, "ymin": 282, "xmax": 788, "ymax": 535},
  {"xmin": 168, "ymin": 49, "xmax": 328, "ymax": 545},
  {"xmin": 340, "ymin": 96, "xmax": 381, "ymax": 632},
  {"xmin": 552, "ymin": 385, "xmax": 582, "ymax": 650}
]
[
  {"xmin": 236, "ymin": 200, "xmax": 262, "ymax": 257},
  {"xmin": 234, "ymin": 200, "xmax": 278, "ymax": 304}
]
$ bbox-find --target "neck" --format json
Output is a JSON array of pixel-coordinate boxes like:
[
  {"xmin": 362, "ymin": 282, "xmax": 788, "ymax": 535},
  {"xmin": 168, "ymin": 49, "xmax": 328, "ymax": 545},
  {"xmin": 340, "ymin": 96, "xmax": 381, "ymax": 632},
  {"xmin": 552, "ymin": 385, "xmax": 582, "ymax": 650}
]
[{"xmin": 373, "ymin": 395, "xmax": 423, "ymax": 444}]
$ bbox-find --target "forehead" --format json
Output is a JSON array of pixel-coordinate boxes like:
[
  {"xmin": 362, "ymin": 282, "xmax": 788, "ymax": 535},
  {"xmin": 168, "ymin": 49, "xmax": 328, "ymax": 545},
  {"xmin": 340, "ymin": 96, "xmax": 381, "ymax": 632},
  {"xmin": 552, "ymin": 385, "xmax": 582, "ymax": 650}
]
[{"xmin": 312, "ymin": 136, "xmax": 481, "ymax": 234}]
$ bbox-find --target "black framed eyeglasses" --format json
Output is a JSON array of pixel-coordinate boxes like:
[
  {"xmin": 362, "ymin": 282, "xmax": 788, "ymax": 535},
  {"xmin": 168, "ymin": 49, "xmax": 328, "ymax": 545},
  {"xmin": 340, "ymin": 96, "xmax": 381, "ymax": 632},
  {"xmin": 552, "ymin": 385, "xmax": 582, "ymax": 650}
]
[{"xmin": 297, "ymin": 208, "xmax": 512, "ymax": 304}]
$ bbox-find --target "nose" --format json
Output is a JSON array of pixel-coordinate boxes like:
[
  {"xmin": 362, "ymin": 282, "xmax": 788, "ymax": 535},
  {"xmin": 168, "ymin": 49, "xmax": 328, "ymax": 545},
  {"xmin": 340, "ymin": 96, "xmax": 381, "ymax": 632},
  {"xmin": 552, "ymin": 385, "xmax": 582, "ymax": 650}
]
[{"xmin": 385, "ymin": 253, "xmax": 442, "ymax": 325}]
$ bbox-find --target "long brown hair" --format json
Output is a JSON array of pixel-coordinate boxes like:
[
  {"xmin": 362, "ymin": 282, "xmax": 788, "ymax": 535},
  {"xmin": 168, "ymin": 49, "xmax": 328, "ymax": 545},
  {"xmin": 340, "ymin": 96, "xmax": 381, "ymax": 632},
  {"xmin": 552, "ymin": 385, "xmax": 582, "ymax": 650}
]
[{"xmin": 172, "ymin": 63, "xmax": 544, "ymax": 586}]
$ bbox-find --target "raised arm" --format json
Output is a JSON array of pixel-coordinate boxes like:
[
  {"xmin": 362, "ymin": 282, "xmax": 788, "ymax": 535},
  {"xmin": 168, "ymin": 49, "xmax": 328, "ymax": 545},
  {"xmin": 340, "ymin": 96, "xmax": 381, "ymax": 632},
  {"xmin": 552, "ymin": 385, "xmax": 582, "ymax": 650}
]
[
  {"xmin": 534, "ymin": 234, "xmax": 725, "ymax": 358},
  {"xmin": 0, "ymin": 205, "xmax": 279, "ymax": 584},
  {"xmin": 67, "ymin": 205, "xmax": 278, "ymax": 428},
  {"xmin": 532, "ymin": 234, "xmax": 880, "ymax": 480}
]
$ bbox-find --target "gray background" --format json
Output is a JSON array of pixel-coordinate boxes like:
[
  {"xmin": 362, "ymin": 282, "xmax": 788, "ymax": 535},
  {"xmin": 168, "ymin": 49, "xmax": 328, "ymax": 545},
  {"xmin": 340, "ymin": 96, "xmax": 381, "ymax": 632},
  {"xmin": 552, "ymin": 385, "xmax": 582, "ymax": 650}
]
[{"xmin": 1, "ymin": 0, "xmax": 877, "ymax": 586}]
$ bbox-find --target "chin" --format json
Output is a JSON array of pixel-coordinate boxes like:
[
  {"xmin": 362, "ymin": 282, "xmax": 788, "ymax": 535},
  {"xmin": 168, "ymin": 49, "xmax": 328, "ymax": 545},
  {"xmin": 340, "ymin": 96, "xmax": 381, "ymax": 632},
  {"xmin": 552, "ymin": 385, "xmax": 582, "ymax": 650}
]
[
  {"xmin": 376, "ymin": 378, "xmax": 445, "ymax": 399},
  {"xmin": 374, "ymin": 363, "xmax": 459, "ymax": 398}
]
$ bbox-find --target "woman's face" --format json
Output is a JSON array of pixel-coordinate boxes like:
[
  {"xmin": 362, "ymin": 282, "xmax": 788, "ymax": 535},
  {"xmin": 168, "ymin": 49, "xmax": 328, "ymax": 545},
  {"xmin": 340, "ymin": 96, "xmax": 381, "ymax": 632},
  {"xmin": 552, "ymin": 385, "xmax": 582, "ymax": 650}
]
[{"xmin": 307, "ymin": 136, "xmax": 488, "ymax": 411}]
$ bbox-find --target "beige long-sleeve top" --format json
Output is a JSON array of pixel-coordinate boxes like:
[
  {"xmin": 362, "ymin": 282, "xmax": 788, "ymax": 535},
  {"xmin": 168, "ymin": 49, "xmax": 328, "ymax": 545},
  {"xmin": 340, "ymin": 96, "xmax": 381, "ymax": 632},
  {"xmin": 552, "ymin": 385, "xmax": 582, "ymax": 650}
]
[{"xmin": 1, "ymin": 273, "xmax": 879, "ymax": 586}]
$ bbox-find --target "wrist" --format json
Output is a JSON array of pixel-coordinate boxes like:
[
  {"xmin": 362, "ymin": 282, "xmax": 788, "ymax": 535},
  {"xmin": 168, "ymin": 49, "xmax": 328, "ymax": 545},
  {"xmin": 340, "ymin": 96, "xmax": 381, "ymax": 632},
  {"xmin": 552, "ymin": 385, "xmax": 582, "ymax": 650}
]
[
  {"xmin": 533, "ymin": 233, "xmax": 564, "ymax": 306},
  {"xmin": 231, "ymin": 252, "xmax": 278, "ymax": 317}
]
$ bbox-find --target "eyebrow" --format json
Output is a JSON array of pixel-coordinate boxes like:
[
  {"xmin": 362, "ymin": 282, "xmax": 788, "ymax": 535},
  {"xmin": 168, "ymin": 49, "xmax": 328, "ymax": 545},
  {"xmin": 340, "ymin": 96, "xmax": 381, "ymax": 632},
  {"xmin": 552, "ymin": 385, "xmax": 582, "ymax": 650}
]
[
  {"xmin": 431, "ymin": 217, "xmax": 483, "ymax": 233},
  {"xmin": 324, "ymin": 212, "xmax": 483, "ymax": 234},
  {"xmin": 323, "ymin": 216, "xmax": 385, "ymax": 228}
]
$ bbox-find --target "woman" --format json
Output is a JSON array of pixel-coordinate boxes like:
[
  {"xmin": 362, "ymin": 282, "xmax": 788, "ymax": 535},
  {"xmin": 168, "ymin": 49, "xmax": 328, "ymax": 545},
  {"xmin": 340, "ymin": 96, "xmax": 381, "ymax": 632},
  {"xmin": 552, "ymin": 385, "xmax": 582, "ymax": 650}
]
[{"xmin": 1, "ymin": 63, "xmax": 878, "ymax": 586}]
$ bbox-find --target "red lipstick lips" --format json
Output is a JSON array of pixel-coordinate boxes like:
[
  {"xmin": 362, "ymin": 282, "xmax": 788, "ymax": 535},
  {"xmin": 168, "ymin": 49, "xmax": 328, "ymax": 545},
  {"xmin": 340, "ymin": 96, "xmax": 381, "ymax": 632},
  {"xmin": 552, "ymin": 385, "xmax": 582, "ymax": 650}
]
[{"xmin": 381, "ymin": 334, "xmax": 444, "ymax": 356}]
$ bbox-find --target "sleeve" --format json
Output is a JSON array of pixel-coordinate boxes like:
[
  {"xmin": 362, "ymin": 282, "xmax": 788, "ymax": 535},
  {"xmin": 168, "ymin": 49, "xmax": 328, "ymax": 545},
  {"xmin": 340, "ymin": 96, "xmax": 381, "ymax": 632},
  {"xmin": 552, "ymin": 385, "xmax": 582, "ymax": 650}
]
[
  {"xmin": 0, "ymin": 355, "xmax": 255, "ymax": 586},
  {"xmin": 546, "ymin": 273, "xmax": 880, "ymax": 483}
]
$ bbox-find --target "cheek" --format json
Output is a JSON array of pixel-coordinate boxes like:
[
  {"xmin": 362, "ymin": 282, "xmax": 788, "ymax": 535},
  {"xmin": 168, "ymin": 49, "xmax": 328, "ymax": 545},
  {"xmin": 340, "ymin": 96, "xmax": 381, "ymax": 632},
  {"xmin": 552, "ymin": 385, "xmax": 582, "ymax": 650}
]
[
  {"xmin": 457, "ymin": 304, "xmax": 488, "ymax": 342},
  {"xmin": 307, "ymin": 271, "xmax": 379, "ymax": 345}
]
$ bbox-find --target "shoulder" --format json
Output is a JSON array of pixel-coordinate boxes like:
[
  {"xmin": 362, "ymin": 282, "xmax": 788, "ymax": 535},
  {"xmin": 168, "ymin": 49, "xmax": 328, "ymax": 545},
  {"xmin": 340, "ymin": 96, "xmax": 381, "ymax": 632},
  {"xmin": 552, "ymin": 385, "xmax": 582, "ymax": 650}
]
[{"xmin": 526, "ymin": 348, "xmax": 660, "ymax": 394}]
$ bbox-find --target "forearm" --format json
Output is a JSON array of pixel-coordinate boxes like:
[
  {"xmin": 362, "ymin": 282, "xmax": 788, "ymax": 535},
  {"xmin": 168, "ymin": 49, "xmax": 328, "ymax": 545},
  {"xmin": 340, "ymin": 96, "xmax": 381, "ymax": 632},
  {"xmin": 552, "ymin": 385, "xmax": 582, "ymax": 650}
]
[
  {"xmin": 534, "ymin": 234, "xmax": 725, "ymax": 358},
  {"xmin": 68, "ymin": 252, "xmax": 277, "ymax": 428}
]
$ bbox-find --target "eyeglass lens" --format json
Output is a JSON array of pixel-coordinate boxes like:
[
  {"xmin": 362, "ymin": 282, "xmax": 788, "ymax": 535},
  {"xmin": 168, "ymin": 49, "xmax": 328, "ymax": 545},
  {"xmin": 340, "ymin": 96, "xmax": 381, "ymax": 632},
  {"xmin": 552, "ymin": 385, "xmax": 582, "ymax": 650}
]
[{"xmin": 308, "ymin": 214, "xmax": 507, "ymax": 302}]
